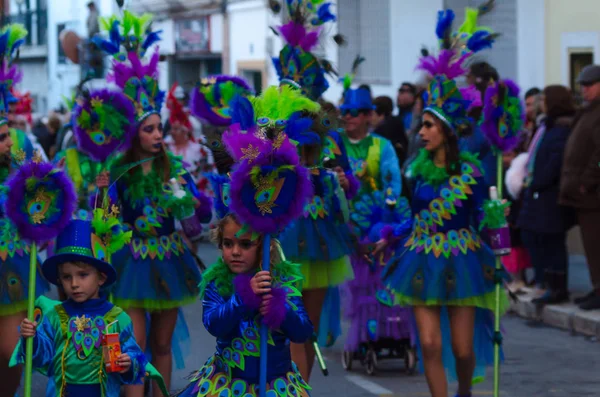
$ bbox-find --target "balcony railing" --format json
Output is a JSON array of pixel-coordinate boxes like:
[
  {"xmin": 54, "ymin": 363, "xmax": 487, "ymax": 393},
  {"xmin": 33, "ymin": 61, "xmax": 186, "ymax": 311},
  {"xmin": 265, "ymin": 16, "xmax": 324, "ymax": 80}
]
[{"xmin": 4, "ymin": 9, "xmax": 48, "ymax": 47}]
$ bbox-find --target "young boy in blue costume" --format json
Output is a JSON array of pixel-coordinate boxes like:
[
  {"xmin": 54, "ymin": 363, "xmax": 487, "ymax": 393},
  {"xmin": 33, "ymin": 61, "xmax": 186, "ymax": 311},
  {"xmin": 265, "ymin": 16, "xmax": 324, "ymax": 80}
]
[{"xmin": 10, "ymin": 213, "xmax": 168, "ymax": 396}]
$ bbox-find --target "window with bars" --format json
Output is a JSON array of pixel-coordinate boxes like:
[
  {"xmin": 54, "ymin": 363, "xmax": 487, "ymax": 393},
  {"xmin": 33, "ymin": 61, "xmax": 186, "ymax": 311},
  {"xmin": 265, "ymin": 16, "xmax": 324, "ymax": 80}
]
[
  {"xmin": 443, "ymin": 0, "xmax": 517, "ymax": 80},
  {"xmin": 337, "ymin": 0, "xmax": 391, "ymax": 85}
]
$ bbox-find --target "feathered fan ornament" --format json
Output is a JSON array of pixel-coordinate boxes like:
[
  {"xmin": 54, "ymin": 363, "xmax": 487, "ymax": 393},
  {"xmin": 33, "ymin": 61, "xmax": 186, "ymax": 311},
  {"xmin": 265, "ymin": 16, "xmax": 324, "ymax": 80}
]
[{"xmin": 5, "ymin": 151, "xmax": 77, "ymax": 397}]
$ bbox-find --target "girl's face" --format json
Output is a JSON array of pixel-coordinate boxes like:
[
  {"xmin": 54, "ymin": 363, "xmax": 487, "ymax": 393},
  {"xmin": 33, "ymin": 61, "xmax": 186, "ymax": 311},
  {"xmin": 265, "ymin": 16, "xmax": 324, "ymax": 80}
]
[
  {"xmin": 418, "ymin": 112, "xmax": 445, "ymax": 152},
  {"xmin": 138, "ymin": 114, "xmax": 164, "ymax": 155},
  {"xmin": 222, "ymin": 220, "xmax": 259, "ymax": 274}
]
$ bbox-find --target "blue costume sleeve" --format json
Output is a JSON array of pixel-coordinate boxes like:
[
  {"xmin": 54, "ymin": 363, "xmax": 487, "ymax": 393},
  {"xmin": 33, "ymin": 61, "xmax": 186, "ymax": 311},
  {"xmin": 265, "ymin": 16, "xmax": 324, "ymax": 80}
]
[
  {"xmin": 182, "ymin": 171, "xmax": 213, "ymax": 223},
  {"xmin": 10, "ymin": 316, "xmax": 55, "ymax": 371},
  {"xmin": 202, "ymin": 283, "xmax": 254, "ymax": 338},
  {"xmin": 117, "ymin": 322, "xmax": 147, "ymax": 385},
  {"xmin": 379, "ymin": 139, "xmax": 402, "ymax": 196},
  {"xmin": 279, "ymin": 294, "xmax": 314, "ymax": 344}
]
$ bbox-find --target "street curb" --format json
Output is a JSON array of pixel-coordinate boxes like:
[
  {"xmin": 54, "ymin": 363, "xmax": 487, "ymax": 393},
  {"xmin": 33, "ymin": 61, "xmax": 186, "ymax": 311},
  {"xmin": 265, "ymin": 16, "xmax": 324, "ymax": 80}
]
[{"xmin": 509, "ymin": 288, "xmax": 600, "ymax": 340}]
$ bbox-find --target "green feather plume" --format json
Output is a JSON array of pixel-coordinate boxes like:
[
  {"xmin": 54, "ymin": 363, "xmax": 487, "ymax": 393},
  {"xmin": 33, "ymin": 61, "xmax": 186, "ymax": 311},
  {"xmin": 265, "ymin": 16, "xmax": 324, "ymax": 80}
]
[
  {"xmin": 91, "ymin": 208, "xmax": 132, "ymax": 255},
  {"xmin": 250, "ymin": 85, "xmax": 320, "ymax": 122}
]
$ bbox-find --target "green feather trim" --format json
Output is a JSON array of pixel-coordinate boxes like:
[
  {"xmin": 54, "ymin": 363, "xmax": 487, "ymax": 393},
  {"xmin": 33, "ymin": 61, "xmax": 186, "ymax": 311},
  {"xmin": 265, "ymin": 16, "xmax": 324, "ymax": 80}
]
[
  {"xmin": 250, "ymin": 85, "xmax": 320, "ymax": 122},
  {"xmin": 343, "ymin": 74, "xmax": 353, "ymax": 92},
  {"xmin": 164, "ymin": 190, "xmax": 196, "ymax": 220},
  {"xmin": 2, "ymin": 24, "xmax": 28, "ymax": 58},
  {"xmin": 410, "ymin": 149, "xmax": 483, "ymax": 186},
  {"xmin": 479, "ymin": 200, "xmax": 510, "ymax": 230},
  {"xmin": 200, "ymin": 257, "xmax": 305, "ymax": 298}
]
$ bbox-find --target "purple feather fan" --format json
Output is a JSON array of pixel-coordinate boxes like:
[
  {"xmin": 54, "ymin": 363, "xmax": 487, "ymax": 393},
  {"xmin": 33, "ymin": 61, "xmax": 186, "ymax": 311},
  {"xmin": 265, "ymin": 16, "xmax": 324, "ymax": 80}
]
[
  {"xmin": 189, "ymin": 75, "xmax": 253, "ymax": 126},
  {"xmin": 6, "ymin": 161, "xmax": 77, "ymax": 243},
  {"xmin": 480, "ymin": 79, "xmax": 525, "ymax": 153},
  {"xmin": 262, "ymin": 286, "xmax": 288, "ymax": 329},
  {"xmin": 277, "ymin": 21, "xmax": 322, "ymax": 52},
  {"xmin": 72, "ymin": 89, "xmax": 137, "ymax": 162}
]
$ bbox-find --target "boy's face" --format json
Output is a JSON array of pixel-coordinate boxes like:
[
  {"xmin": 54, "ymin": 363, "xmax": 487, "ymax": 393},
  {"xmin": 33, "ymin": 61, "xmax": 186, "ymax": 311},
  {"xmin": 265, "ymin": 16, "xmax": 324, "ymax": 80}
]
[{"xmin": 58, "ymin": 262, "xmax": 107, "ymax": 303}]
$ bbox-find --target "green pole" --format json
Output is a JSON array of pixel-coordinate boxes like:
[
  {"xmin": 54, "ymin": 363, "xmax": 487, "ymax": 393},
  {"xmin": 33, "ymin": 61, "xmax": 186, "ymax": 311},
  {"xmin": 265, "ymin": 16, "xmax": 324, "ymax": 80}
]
[
  {"xmin": 493, "ymin": 153, "xmax": 502, "ymax": 397},
  {"xmin": 23, "ymin": 242, "xmax": 37, "ymax": 397}
]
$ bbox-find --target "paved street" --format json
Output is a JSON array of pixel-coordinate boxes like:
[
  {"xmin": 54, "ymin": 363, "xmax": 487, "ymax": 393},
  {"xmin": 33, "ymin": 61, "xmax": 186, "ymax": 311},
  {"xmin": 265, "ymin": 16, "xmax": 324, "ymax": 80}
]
[{"xmin": 25, "ymin": 242, "xmax": 600, "ymax": 397}]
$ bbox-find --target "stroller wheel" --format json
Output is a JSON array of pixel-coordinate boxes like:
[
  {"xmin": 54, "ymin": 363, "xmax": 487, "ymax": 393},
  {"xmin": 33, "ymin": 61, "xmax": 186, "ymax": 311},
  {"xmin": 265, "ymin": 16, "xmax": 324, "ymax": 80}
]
[
  {"xmin": 405, "ymin": 347, "xmax": 417, "ymax": 375},
  {"xmin": 342, "ymin": 350, "xmax": 353, "ymax": 371},
  {"xmin": 365, "ymin": 349, "xmax": 377, "ymax": 376}
]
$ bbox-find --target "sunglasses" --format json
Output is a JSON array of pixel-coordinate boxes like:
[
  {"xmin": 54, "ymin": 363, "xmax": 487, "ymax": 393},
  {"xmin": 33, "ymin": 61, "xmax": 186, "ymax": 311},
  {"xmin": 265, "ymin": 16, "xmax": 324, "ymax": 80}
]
[{"xmin": 341, "ymin": 108, "xmax": 367, "ymax": 117}]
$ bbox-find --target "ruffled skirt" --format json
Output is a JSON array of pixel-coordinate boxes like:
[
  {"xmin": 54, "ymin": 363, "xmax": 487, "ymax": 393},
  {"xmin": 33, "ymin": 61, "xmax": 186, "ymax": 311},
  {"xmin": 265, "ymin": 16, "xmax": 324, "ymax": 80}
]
[
  {"xmin": 111, "ymin": 232, "xmax": 202, "ymax": 310},
  {"xmin": 174, "ymin": 354, "xmax": 311, "ymax": 397},
  {"xmin": 0, "ymin": 251, "xmax": 49, "ymax": 316}
]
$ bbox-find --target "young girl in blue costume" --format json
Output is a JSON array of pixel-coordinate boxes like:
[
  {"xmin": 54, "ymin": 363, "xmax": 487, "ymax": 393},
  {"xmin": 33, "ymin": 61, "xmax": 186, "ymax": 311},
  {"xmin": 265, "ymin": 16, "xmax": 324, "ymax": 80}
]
[
  {"xmin": 0, "ymin": 23, "xmax": 50, "ymax": 396},
  {"xmin": 269, "ymin": 1, "xmax": 356, "ymax": 380},
  {"xmin": 11, "ymin": 211, "xmax": 167, "ymax": 396},
  {"xmin": 379, "ymin": 9, "xmax": 509, "ymax": 397},
  {"xmin": 92, "ymin": 11, "xmax": 212, "ymax": 397},
  {"xmin": 173, "ymin": 213, "xmax": 313, "ymax": 397}
]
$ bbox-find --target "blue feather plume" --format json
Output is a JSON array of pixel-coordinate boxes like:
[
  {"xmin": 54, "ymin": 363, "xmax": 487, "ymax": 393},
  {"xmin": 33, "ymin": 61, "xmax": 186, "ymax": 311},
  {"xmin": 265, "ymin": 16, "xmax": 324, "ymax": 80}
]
[
  {"xmin": 142, "ymin": 30, "xmax": 162, "ymax": 52},
  {"xmin": 435, "ymin": 9, "xmax": 455, "ymax": 40},
  {"xmin": 92, "ymin": 36, "xmax": 119, "ymax": 55},
  {"xmin": 10, "ymin": 38, "xmax": 25, "ymax": 55},
  {"xmin": 285, "ymin": 113, "xmax": 320, "ymax": 145},
  {"xmin": 467, "ymin": 30, "xmax": 495, "ymax": 53},
  {"xmin": 317, "ymin": 3, "xmax": 336, "ymax": 24},
  {"xmin": 109, "ymin": 20, "xmax": 121, "ymax": 49},
  {"xmin": 0, "ymin": 32, "xmax": 9, "ymax": 57},
  {"xmin": 230, "ymin": 95, "xmax": 255, "ymax": 130}
]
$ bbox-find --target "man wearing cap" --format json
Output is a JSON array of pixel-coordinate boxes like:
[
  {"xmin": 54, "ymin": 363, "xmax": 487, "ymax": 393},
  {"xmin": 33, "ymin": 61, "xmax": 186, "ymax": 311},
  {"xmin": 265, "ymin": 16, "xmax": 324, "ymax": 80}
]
[
  {"xmin": 560, "ymin": 64, "xmax": 600, "ymax": 310},
  {"xmin": 340, "ymin": 87, "xmax": 402, "ymax": 197}
]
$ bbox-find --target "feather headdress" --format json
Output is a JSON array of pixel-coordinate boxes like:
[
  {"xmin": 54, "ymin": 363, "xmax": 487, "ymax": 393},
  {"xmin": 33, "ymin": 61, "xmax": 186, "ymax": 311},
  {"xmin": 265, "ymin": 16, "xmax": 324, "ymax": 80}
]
[
  {"xmin": 189, "ymin": 75, "xmax": 253, "ymax": 127},
  {"xmin": 92, "ymin": 11, "xmax": 164, "ymax": 122},
  {"xmin": 0, "ymin": 24, "xmax": 27, "ymax": 126},
  {"xmin": 271, "ymin": 0, "xmax": 339, "ymax": 100},
  {"xmin": 419, "ymin": 5, "xmax": 497, "ymax": 136},
  {"xmin": 167, "ymin": 83, "xmax": 192, "ymax": 132}
]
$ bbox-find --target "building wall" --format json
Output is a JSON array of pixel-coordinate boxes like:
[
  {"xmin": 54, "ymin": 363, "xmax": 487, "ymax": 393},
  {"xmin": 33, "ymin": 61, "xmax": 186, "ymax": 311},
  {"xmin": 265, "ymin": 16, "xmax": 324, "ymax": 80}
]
[
  {"xmin": 517, "ymin": 0, "xmax": 545, "ymax": 92},
  {"xmin": 545, "ymin": 0, "xmax": 600, "ymax": 86}
]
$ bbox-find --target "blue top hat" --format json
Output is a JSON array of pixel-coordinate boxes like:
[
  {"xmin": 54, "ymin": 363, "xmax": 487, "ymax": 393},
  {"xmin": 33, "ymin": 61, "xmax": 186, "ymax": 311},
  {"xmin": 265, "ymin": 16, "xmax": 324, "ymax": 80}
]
[
  {"xmin": 340, "ymin": 88, "xmax": 376, "ymax": 111},
  {"xmin": 42, "ymin": 219, "xmax": 117, "ymax": 287}
]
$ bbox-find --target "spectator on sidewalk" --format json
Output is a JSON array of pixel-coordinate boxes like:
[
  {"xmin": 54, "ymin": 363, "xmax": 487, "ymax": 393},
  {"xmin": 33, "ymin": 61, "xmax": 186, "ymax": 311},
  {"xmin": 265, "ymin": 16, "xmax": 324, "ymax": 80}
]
[
  {"xmin": 395, "ymin": 82, "xmax": 416, "ymax": 132},
  {"xmin": 560, "ymin": 65, "xmax": 600, "ymax": 311},
  {"xmin": 518, "ymin": 85, "xmax": 576, "ymax": 305},
  {"xmin": 524, "ymin": 87, "xmax": 543, "ymax": 144},
  {"xmin": 371, "ymin": 96, "xmax": 407, "ymax": 164}
]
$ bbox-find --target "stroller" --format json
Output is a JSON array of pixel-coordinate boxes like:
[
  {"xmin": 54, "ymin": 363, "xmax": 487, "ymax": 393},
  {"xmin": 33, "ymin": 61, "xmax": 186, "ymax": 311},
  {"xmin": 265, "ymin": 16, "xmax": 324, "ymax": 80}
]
[{"xmin": 342, "ymin": 191, "xmax": 417, "ymax": 376}]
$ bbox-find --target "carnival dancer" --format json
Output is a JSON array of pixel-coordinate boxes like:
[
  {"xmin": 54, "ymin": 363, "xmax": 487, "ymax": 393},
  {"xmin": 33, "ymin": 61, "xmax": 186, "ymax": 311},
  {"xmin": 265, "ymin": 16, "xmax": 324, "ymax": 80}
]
[
  {"xmin": 269, "ymin": 0, "xmax": 356, "ymax": 380},
  {"xmin": 10, "ymin": 211, "xmax": 168, "ymax": 397},
  {"xmin": 0, "ymin": 24, "xmax": 50, "ymax": 397},
  {"xmin": 379, "ymin": 8, "xmax": 508, "ymax": 397},
  {"xmin": 92, "ymin": 10, "xmax": 212, "ymax": 397},
  {"xmin": 174, "ymin": 83, "xmax": 316, "ymax": 397}
]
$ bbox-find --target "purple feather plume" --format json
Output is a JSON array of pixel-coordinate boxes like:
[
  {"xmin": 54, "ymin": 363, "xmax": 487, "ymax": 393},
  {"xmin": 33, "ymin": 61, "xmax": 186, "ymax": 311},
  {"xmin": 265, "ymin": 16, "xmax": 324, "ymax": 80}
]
[
  {"xmin": 111, "ymin": 49, "xmax": 160, "ymax": 91},
  {"xmin": 0, "ymin": 60, "xmax": 22, "ymax": 86},
  {"xmin": 222, "ymin": 124, "xmax": 270, "ymax": 162},
  {"xmin": 417, "ymin": 49, "xmax": 469, "ymax": 79},
  {"xmin": 459, "ymin": 85, "xmax": 482, "ymax": 110},
  {"xmin": 262, "ymin": 286, "xmax": 288, "ymax": 329},
  {"xmin": 72, "ymin": 88, "xmax": 137, "ymax": 162},
  {"xmin": 480, "ymin": 79, "xmax": 524, "ymax": 152},
  {"xmin": 6, "ymin": 161, "xmax": 77, "ymax": 243},
  {"xmin": 233, "ymin": 273, "xmax": 262, "ymax": 310},
  {"xmin": 277, "ymin": 21, "xmax": 322, "ymax": 52}
]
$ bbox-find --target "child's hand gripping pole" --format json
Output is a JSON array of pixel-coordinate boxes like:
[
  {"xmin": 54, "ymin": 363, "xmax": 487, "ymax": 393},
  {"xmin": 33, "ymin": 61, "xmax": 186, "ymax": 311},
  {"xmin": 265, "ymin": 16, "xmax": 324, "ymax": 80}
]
[
  {"xmin": 259, "ymin": 234, "xmax": 271, "ymax": 397},
  {"xmin": 23, "ymin": 242, "xmax": 37, "ymax": 397}
]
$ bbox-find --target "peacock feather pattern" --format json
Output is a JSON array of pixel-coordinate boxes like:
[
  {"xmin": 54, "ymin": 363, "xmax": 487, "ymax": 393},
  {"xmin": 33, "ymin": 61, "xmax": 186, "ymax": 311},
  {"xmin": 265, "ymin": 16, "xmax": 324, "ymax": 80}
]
[
  {"xmin": 404, "ymin": 161, "xmax": 484, "ymax": 259},
  {"xmin": 67, "ymin": 314, "xmax": 106, "ymax": 360}
]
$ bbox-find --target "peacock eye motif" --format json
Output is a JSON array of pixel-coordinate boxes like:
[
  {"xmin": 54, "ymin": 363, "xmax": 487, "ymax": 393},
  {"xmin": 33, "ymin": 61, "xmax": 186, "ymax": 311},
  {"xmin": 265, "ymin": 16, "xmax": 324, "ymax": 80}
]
[
  {"xmin": 253, "ymin": 176, "xmax": 285, "ymax": 215},
  {"xmin": 90, "ymin": 130, "xmax": 107, "ymax": 145},
  {"xmin": 275, "ymin": 119, "xmax": 287, "ymax": 127},
  {"xmin": 257, "ymin": 117, "xmax": 270, "ymax": 126},
  {"xmin": 91, "ymin": 234, "xmax": 108, "ymax": 262},
  {"xmin": 27, "ymin": 190, "xmax": 53, "ymax": 225}
]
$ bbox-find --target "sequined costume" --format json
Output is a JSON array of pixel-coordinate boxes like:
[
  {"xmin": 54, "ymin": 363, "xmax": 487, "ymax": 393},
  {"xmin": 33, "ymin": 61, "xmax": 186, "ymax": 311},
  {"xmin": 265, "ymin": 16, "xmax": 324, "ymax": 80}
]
[
  {"xmin": 110, "ymin": 153, "xmax": 211, "ymax": 310},
  {"xmin": 10, "ymin": 296, "xmax": 147, "ymax": 396},
  {"xmin": 382, "ymin": 150, "xmax": 509, "ymax": 381},
  {"xmin": 174, "ymin": 259, "xmax": 313, "ymax": 397}
]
